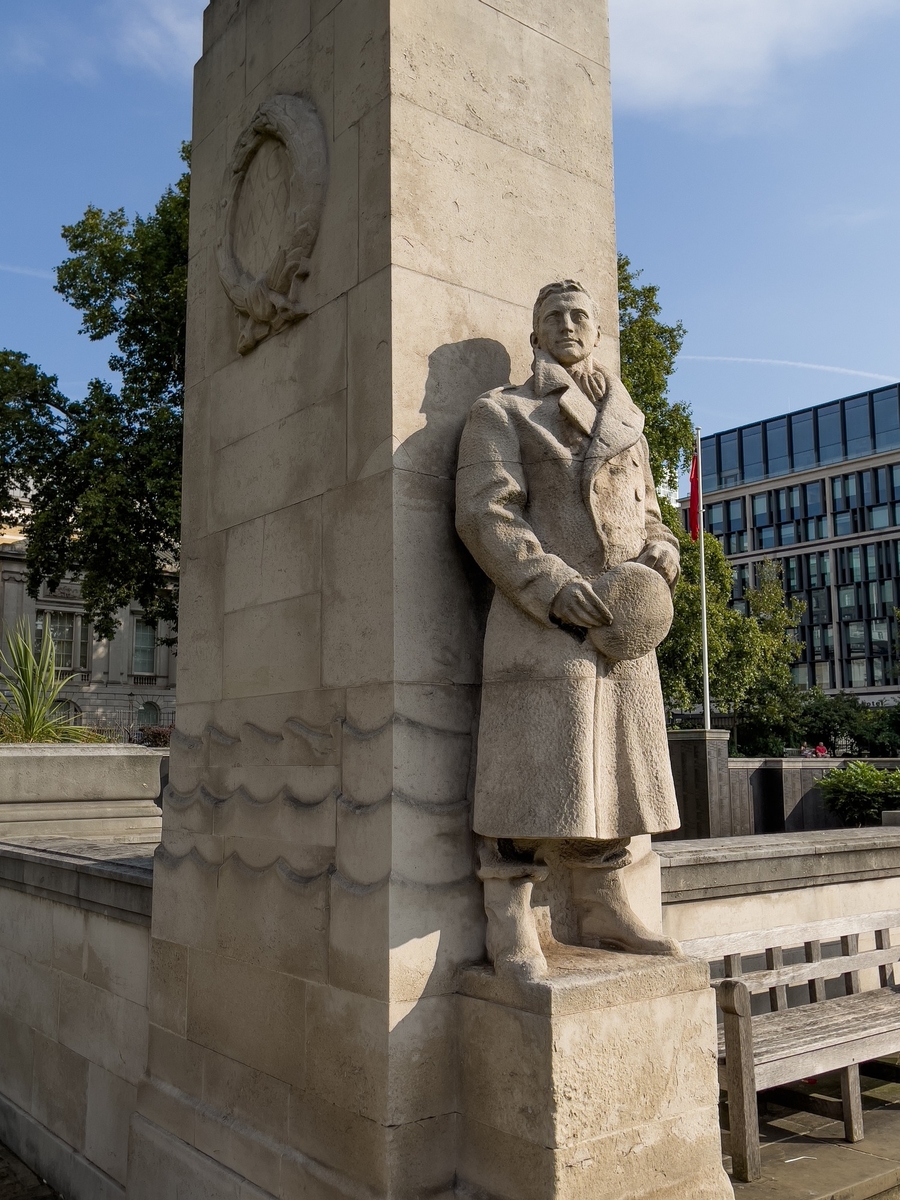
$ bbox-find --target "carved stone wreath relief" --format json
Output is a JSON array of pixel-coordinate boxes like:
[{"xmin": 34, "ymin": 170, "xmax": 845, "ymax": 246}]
[{"xmin": 217, "ymin": 95, "xmax": 328, "ymax": 355}]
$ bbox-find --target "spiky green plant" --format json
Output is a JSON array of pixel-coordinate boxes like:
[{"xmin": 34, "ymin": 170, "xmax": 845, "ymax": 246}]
[{"xmin": 0, "ymin": 621, "xmax": 105, "ymax": 742}]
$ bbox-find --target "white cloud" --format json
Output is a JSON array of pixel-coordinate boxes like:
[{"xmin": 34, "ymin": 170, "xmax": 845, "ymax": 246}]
[
  {"xmin": 0, "ymin": 0, "xmax": 204, "ymax": 83},
  {"xmin": 609, "ymin": 0, "xmax": 900, "ymax": 111},
  {"xmin": 108, "ymin": 0, "xmax": 205, "ymax": 79}
]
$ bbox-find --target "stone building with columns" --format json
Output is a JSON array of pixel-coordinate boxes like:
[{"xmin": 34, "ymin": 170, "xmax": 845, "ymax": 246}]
[{"xmin": 0, "ymin": 525, "xmax": 176, "ymax": 732}]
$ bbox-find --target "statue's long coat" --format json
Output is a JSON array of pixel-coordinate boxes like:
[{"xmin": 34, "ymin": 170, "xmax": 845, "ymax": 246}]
[{"xmin": 456, "ymin": 351, "xmax": 681, "ymax": 841}]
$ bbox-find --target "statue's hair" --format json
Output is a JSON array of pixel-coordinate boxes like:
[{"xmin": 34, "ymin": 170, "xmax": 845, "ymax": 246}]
[{"xmin": 532, "ymin": 280, "xmax": 599, "ymax": 335}]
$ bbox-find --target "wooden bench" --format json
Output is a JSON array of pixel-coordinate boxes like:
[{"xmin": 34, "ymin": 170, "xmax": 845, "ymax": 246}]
[{"xmin": 682, "ymin": 909, "xmax": 900, "ymax": 1182}]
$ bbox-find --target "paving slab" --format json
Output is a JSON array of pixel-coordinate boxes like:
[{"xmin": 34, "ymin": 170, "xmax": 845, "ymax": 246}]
[
  {"xmin": 0, "ymin": 1141, "xmax": 60, "ymax": 1200},
  {"xmin": 726, "ymin": 1068, "xmax": 900, "ymax": 1199}
]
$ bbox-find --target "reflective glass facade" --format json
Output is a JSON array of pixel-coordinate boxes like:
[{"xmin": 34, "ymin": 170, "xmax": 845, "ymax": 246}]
[
  {"xmin": 700, "ymin": 385, "xmax": 900, "ymax": 493},
  {"xmin": 688, "ymin": 383, "xmax": 900, "ymax": 696}
]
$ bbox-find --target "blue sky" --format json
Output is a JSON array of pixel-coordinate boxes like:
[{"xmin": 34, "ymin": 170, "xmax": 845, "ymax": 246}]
[{"xmin": 1, "ymin": 0, "xmax": 899, "ymax": 451}]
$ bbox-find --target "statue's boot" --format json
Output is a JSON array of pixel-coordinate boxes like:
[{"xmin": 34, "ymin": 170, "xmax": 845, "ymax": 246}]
[
  {"xmin": 478, "ymin": 839, "xmax": 550, "ymax": 981},
  {"xmin": 571, "ymin": 862, "xmax": 682, "ymax": 957}
]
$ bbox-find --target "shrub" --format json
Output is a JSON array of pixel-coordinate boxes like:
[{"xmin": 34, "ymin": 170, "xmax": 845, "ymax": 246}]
[
  {"xmin": 139, "ymin": 725, "xmax": 171, "ymax": 747},
  {"xmin": 818, "ymin": 760, "xmax": 900, "ymax": 826},
  {"xmin": 0, "ymin": 621, "xmax": 107, "ymax": 743}
]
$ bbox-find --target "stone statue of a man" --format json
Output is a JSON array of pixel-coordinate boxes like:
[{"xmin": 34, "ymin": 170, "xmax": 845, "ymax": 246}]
[{"xmin": 456, "ymin": 280, "xmax": 683, "ymax": 978}]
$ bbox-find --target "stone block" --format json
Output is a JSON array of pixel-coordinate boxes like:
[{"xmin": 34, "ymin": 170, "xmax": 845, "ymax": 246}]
[
  {"xmin": 346, "ymin": 269, "xmax": 392, "ymax": 481},
  {"xmin": 245, "ymin": 0, "xmax": 312, "ymax": 94},
  {"xmin": 51, "ymin": 899, "xmax": 86, "ymax": 978},
  {"xmin": 85, "ymin": 1062, "xmax": 136, "ymax": 1184},
  {"xmin": 209, "ymin": 294, "xmax": 347, "ymax": 454},
  {"xmin": 187, "ymin": 949, "xmax": 306, "ymax": 1087},
  {"xmin": 223, "ymin": 498, "xmax": 322, "ymax": 615},
  {"xmin": 392, "ymin": 469, "xmax": 483, "ymax": 685},
  {"xmin": 222, "ymin": 593, "xmax": 322, "ymax": 698},
  {"xmin": 321, "ymin": 473, "xmax": 393, "ymax": 688},
  {"xmin": 392, "ymin": 1, "xmax": 612, "ymax": 181},
  {"xmin": 0, "ymin": 887, "xmax": 53, "ymax": 964},
  {"xmin": 333, "ymin": 0, "xmax": 389, "ymax": 136},
  {"xmin": 481, "ymin": 0, "xmax": 609, "ymax": 60},
  {"xmin": 303, "ymin": 123, "xmax": 360, "ymax": 315},
  {"xmin": 209, "ymin": 391, "xmax": 347, "ymax": 533},
  {"xmin": 175, "ymin": 532, "xmax": 226, "ymax": 706},
  {"xmin": 457, "ymin": 949, "xmax": 732, "ymax": 1200},
  {"xmin": 148, "ymin": 938, "xmax": 188, "ymax": 1036},
  {"xmin": 287, "ymin": 1091, "xmax": 456, "ymax": 1197},
  {"xmin": 193, "ymin": 4, "xmax": 246, "ymax": 146},
  {"xmin": 328, "ymin": 873, "xmax": 389, "ymax": 999},
  {"xmin": 385, "ymin": 268, "xmax": 531, "ymax": 481},
  {"xmin": 127, "ymin": 1114, "xmax": 248, "ymax": 1200},
  {"xmin": 305, "ymin": 984, "xmax": 456, "ymax": 1124},
  {"xmin": 0, "ymin": 945, "xmax": 59, "ymax": 1038},
  {"xmin": 358, "ymin": 98, "xmax": 390, "ymax": 282},
  {"xmin": 215, "ymin": 853, "xmax": 330, "ymax": 981},
  {"xmin": 390, "ymin": 99, "xmax": 614, "ymax": 328},
  {"xmin": 388, "ymin": 878, "xmax": 484, "ymax": 1002},
  {"xmin": 0, "ymin": 1009, "xmax": 34, "ymax": 1110},
  {"xmin": 84, "ymin": 912, "xmax": 149, "ymax": 1006},
  {"xmin": 56, "ymin": 973, "xmax": 148, "ymax": 1087},
  {"xmin": 151, "ymin": 847, "xmax": 219, "ymax": 951},
  {"xmin": 31, "ymin": 1031, "xmax": 88, "ymax": 1151},
  {"xmin": 148, "ymin": 1024, "xmax": 205, "ymax": 1098}
]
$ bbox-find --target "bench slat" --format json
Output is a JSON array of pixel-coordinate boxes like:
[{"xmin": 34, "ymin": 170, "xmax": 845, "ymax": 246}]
[
  {"xmin": 683, "ymin": 909, "xmax": 900, "ymax": 960},
  {"xmin": 723, "ymin": 945, "xmax": 900, "ymax": 994}
]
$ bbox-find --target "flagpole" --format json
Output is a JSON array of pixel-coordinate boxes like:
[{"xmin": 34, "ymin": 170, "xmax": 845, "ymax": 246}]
[{"xmin": 695, "ymin": 427, "xmax": 712, "ymax": 732}]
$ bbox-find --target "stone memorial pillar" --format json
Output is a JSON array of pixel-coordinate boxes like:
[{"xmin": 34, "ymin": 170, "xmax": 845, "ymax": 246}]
[{"xmin": 126, "ymin": 1, "xmax": 732, "ymax": 1196}]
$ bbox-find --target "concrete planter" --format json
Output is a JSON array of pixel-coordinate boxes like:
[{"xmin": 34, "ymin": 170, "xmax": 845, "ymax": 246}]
[{"xmin": 0, "ymin": 744, "xmax": 164, "ymax": 839}]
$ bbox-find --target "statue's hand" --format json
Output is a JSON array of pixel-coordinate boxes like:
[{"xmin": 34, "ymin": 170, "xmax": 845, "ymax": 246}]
[
  {"xmin": 551, "ymin": 580, "xmax": 613, "ymax": 628},
  {"xmin": 638, "ymin": 542, "xmax": 679, "ymax": 587}
]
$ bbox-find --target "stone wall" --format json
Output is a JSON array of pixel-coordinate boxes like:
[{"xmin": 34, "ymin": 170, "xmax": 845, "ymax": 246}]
[{"xmin": 0, "ymin": 842, "xmax": 152, "ymax": 1200}]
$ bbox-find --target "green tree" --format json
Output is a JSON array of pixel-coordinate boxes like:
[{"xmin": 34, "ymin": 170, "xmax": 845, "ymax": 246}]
[
  {"xmin": 618, "ymin": 253, "xmax": 693, "ymax": 492},
  {"xmin": 0, "ymin": 146, "xmax": 189, "ymax": 640},
  {"xmin": 657, "ymin": 507, "xmax": 805, "ymax": 751}
]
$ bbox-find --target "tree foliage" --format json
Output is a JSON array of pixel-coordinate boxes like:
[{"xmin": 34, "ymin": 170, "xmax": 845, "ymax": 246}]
[
  {"xmin": 0, "ymin": 145, "xmax": 189, "ymax": 640},
  {"xmin": 618, "ymin": 254, "xmax": 693, "ymax": 493},
  {"xmin": 818, "ymin": 760, "xmax": 900, "ymax": 827},
  {"xmin": 656, "ymin": 505, "xmax": 805, "ymax": 748}
]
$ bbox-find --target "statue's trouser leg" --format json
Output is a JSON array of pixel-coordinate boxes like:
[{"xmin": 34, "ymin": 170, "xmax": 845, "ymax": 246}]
[
  {"xmin": 563, "ymin": 839, "xmax": 682, "ymax": 957},
  {"xmin": 477, "ymin": 837, "xmax": 549, "ymax": 980}
]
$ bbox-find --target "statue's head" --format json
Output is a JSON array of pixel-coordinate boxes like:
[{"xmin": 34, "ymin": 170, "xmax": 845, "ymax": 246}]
[{"xmin": 531, "ymin": 280, "xmax": 601, "ymax": 368}]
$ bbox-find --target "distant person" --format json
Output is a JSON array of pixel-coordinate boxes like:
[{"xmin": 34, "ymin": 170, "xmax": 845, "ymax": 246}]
[
  {"xmin": 800, "ymin": 742, "xmax": 813, "ymax": 758},
  {"xmin": 814, "ymin": 742, "xmax": 828, "ymax": 757}
]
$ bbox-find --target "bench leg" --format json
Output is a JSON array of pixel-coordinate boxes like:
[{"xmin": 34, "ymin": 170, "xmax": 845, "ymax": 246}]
[
  {"xmin": 724, "ymin": 1009, "xmax": 761, "ymax": 1181},
  {"xmin": 840, "ymin": 1065, "xmax": 864, "ymax": 1142}
]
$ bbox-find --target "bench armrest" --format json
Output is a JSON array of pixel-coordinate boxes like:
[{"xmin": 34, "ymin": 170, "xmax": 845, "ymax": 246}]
[{"xmin": 715, "ymin": 977, "xmax": 752, "ymax": 1017}]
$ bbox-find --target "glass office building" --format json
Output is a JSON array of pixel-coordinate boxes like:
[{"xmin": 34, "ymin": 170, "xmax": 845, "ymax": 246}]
[{"xmin": 687, "ymin": 383, "xmax": 900, "ymax": 697}]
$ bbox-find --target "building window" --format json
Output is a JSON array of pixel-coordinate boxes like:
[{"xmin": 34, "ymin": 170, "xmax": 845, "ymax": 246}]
[
  {"xmin": 871, "ymin": 620, "xmax": 890, "ymax": 653},
  {"xmin": 847, "ymin": 622, "xmax": 867, "ymax": 656},
  {"xmin": 849, "ymin": 659, "xmax": 868, "ymax": 688},
  {"xmin": 791, "ymin": 664, "xmax": 809, "ymax": 690},
  {"xmin": 874, "ymin": 387, "xmax": 900, "ymax": 451},
  {"xmin": 133, "ymin": 619, "xmax": 157, "ymax": 676},
  {"xmin": 817, "ymin": 403, "xmax": 843, "ymax": 464},
  {"xmin": 742, "ymin": 425, "xmax": 764, "ymax": 482},
  {"xmin": 764, "ymin": 418, "xmax": 788, "ymax": 477},
  {"xmin": 35, "ymin": 611, "xmax": 90, "ymax": 671},
  {"xmin": 137, "ymin": 701, "xmax": 160, "ymax": 727},
  {"xmin": 815, "ymin": 661, "xmax": 832, "ymax": 689},
  {"xmin": 845, "ymin": 395, "xmax": 872, "ymax": 458},
  {"xmin": 791, "ymin": 410, "xmax": 815, "ymax": 469},
  {"xmin": 707, "ymin": 502, "xmax": 724, "ymax": 535}
]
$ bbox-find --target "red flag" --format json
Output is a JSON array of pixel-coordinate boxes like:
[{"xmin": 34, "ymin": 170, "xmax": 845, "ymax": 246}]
[{"xmin": 689, "ymin": 453, "xmax": 700, "ymax": 541}]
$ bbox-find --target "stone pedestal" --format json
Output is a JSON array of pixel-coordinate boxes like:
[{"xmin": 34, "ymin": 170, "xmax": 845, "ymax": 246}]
[
  {"xmin": 667, "ymin": 729, "xmax": 734, "ymax": 838},
  {"xmin": 459, "ymin": 947, "xmax": 732, "ymax": 1200},
  {"xmin": 126, "ymin": 0, "xmax": 731, "ymax": 1196}
]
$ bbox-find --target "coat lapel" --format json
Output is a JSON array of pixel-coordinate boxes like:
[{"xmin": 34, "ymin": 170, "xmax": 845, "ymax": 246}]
[{"xmin": 531, "ymin": 351, "xmax": 645, "ymax": 461}]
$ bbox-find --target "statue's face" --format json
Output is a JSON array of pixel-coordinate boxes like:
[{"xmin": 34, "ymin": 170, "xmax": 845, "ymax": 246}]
[{"xmin": 534, "ymin": 292, "xmax": 600, "ymax": 367}]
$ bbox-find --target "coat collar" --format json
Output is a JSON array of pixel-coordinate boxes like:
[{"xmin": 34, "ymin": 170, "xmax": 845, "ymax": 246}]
[{"xmin": 530, "ymin": 349, "xmax": 645, "ymax": 461}]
